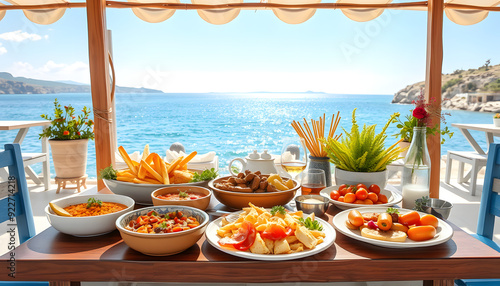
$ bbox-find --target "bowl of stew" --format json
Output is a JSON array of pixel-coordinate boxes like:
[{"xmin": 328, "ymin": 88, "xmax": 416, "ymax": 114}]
[
  {"xmin": 151, "ymin": 186, "xmax": 212, "ymax": 210},
  {"xmin": 45, "ymin": 194, "xmax": 135, "ymax": 237},
  {"xmin": 116, "ymin": 205, "xmax": 209, "ymax": 256}
]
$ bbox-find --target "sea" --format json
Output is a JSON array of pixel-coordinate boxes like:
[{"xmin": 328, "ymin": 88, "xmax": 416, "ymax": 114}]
[{"xmin": 0, "ymin": 92, "xmax": 493, "ymax": 178}]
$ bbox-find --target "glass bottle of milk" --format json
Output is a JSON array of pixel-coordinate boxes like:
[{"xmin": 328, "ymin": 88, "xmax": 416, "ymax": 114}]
[{"xmin": 402, "ymin": 127, "xmax": 431, "ymax": 209}]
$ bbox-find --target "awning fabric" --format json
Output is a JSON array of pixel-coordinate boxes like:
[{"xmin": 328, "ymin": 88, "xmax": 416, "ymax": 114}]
[{"xmin": 0, "ymin": 0, "xmax": 498, "ymax": 25}]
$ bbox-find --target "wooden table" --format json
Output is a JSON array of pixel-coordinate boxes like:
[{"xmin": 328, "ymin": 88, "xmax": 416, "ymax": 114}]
[
  {"xmin": 451, "ymin": 123, "xmax": 500, "ymax": 155},
  {"xmin": 2, "ymin": 194, "xmax": 500, "ymax": 286},
  {"xmin": 0, "ymin": 120, "xmax": 51, "ymax": 190}
]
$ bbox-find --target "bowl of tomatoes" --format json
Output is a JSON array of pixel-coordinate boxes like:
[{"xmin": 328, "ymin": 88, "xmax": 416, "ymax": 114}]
[{"xmin": 319, "ymin": 183, "xmax": 402, "ymax": 210}]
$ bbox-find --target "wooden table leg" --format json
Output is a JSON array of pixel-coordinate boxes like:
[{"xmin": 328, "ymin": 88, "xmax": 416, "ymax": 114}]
[
  {"xmin": 49, "ymin": 282, "xmax": 80, "ymax": 286},
  {"xmin": 424, "ymin": 279, "xmax": 454, "ymax": 286}
]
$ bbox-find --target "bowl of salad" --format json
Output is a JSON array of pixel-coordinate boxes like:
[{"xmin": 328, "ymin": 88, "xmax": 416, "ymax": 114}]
[
  {"xmin": 151, "ymin": 186, "xmax": 212, "ymax": 210},
  {"xmin": 116, "ymin": 205, "xmax": 209, "ymax": 256}
]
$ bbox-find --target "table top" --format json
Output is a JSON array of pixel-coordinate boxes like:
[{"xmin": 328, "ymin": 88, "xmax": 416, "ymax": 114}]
[
  {"xmin": 2, "ymin": 198, "xmax": 500, "ymax": 283},
  {"xmin": 0, "ymin": 120, "xmax": 51, "ymax": 130},
  {"xmin": 452, "ymin": 123, "xmax": 500, "ymax": 133}
]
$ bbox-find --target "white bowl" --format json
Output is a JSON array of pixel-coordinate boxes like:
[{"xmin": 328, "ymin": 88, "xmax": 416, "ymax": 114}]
[
  {"xmin": 103, "ymin": 175, "xmax": 209, "ymax": 205},
  {"xmin": 45, "ymin": 194, "xmax": 135, "ymax": 237},
  {"xmin": 319, "ymin": 185, "xmax": 402, "ymax": 210},
  {"xmin": 116, "ymin": 205, "xmax": 209, "ymax": 256}
]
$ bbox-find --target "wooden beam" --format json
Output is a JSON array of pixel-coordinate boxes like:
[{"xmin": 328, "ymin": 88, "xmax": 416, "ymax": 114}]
[
  {"xmin": 86, "ymin": 0, "xmax": 114, "ymax": 190},
  {"xmin": 424, "ymin": 0, "xmax": 444, "ymax": 199}
]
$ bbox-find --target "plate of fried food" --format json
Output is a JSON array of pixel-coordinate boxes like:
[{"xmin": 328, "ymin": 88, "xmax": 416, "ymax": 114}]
[
  {"xmin": 332, "ymin": 207, "xmax": 453, "ymax": 248},
  {"xmin": 205, "ymin": 203, "xmax": 335, "ymax": 261},
  {"xmin": 101, "ymin": 145, "xmax": 218, "ymax": 205}
]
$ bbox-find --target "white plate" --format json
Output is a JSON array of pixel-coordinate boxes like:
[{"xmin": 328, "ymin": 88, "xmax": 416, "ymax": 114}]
[
  {"xmin": 320, "ymin": 185, "xmax": 402, "ymax": 210},
  {"xmin": 206, "ymin": 212, "xmax": 336, "ymax": 261},
  {"xmin": 332, "ymin": 207, "xmax": 453, "ymax": 248}
]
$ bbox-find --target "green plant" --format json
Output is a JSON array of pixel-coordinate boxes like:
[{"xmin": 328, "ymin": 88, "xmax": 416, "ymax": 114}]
[
  {"xmin": 392, "ymin": 111, "xmax": 453, "ymax": 144},
  {"xmin": 321, "ymin": 109, "xmax": 402, "ymax": 173},
  {"xmin": 441, "ymin": 78, "xmax": 462, "ymax": 92},
  {"xmin": 484, "ymin": 79, "xmax": 500, "ymax": 92},
  {"xmin": 39, "ymin": 98, "xmax": 94, "ymax": 140}
]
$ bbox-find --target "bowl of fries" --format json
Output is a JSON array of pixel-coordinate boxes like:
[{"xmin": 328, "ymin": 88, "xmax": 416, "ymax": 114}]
[{"xmin": 103, "ymin": 146, "xmax": 211, "ymax": 205}]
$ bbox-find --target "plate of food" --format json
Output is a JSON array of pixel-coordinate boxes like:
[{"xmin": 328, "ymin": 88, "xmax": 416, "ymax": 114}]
[
  {"xmin": 205, "ymin": 203, "xmax": 335, "ymax": 261},
  {"xmin": 101, "ymin": 145, "xmax": 218, "ymax": 205},
  {"xmin": 320, "ymin": 184, "xmax": 402, "ymax": 210},
  {"xmin": 332, "ymin": 207, "xmax": 453, "ymax": 248}
]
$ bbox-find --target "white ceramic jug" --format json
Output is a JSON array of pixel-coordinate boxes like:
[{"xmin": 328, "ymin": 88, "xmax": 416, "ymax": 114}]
[{"xmin": 229, "ymin": 150, "xmax": 278, "ymax": 175}]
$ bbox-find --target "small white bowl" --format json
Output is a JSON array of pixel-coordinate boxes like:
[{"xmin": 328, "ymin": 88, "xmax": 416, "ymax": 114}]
[
  {"xmin": 116, "ymin": 205, "xmax": 209, "ymax": 256},
  {"xmin": 45, "ymin": 194, "xmax": 135, "ymax": 237}
]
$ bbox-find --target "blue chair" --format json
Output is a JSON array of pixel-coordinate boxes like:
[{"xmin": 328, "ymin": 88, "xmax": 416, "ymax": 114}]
[
  {"xmin": 0, "ymin": 143, "xmax": 47, "ymax": 286},
  {"xmin": 456, "ymin": 143, "xmax": 500, "ymax": 286}
]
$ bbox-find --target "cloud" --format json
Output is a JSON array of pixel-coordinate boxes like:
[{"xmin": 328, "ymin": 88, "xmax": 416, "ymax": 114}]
[
  {"xmin": 0, "ymin": 30, "xmax": 47, "ymax": 42},
  {"xmin": 10, "ymin": 60, "xmax": 90, "ymax": 84},
  {"xmin": 0, "ymin": 43, "xmax": 6, "ymax": 55}
]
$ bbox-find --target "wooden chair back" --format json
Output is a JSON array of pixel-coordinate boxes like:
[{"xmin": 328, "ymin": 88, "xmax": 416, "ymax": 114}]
[{"xmin": 0, "ymin": 143, "xmax": 36, "ymax": 244}]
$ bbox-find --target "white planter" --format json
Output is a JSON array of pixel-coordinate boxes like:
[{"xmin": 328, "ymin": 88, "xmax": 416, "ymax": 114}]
[
  {"xmin": 334, "ymin": 167, "xmax": 387, "ymax": 188},
  {"xmin": 493, "ymin": 118, "xmax": 500, "ymax": 127},
  {"xmin": 398, "ymin": 141, "xmax": 411, "ymax": 158},
  {"xmin": 49, "ymin": 139, "xmax": 88, "ymax": 178}
]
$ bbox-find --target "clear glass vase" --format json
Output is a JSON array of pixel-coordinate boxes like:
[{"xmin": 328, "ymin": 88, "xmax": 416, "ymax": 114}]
[{"xmin": 401, "ymin": 127, "xmax": 431, "ymax": 209}]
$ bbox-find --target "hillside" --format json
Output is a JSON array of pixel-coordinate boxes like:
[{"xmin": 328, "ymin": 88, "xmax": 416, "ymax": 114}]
[
  {"xmin": 392, "ymin": 63, "xmax": 500, "ymax": 111},
  {"xmin": 0, "ymin": 72, "xmax": 163, "ymax": 94}
]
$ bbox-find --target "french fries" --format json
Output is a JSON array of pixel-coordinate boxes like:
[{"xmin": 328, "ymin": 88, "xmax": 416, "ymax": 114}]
[{"xmin": 116, "ymin": 145, "xmax": 198, "ymax": 185}]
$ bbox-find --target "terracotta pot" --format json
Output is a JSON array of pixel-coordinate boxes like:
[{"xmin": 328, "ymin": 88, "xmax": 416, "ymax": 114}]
[
  {"xmin": 334, "ymin": 167, "xmax": 387, "ymax": 188},
  {"xmin": 399, "ymin": 141, "xmax": 411, "ymax": 158},
  {"xmin": 49, "ymin": 139, "xmax": 88, "ymax": 178}
]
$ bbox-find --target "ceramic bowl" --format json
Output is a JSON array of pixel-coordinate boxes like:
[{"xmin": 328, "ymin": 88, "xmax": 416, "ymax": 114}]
[
  {"xmin": 208, "ymin": 176, "xmax": 299, "ymax": 209},
  {"xmin": 334, "ymin": 167, "xmax": 388, "ymax": 189},
  {"xmin": 116, "ymin": 205, "xmax": 209, "ymax": 256},
  {"xmin": 45, "ymin": 194, "xmax": 135, "ymax": 237},
  {"xmin": 417, "ymin": 198, "xmax": 453, "ymax": 219},
  {"xmin": 151, "ymin": 186, "xmax": 212, "ymax": 210},
  {"xmin": 295, "ymin": 195, "xmax": 330, "ymax": 216},
  {"xmin": 103, "ymin": 170, "xmax": 208, "ymax": 205}
]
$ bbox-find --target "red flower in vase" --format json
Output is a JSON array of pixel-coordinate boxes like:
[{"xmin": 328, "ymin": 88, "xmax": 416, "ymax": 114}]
[{"xmin": 412, "ymin": 107, "xmax": 427, "ymax": 119}]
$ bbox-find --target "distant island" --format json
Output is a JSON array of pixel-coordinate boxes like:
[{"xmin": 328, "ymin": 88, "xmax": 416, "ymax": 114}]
[
  {"xmin": 0, "ymin": 72, "xmax": 163, "ymax": 94},
  {"xmin": 392, "ymin": 62, "xmax": 500, "ymax": 112}
]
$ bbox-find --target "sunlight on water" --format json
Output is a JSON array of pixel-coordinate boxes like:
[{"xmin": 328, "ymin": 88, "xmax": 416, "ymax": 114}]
[{"xmin": 0, "ymin": 93, "xmax": 492, "ymax": 178}]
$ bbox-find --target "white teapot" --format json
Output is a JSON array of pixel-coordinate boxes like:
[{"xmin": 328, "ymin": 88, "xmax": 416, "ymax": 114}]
[{"xmin": 229, "ymin": 150, "xmax": 278, "ymax": 176}]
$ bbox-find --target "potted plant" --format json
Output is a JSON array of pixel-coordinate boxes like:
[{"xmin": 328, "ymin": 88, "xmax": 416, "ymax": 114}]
[
  {"xmin": 494, "ymin": 113, "xmax": 500, "ymax": 127},
  {"xmin": 321, "ymin": 109, "xmax": 403, "ymax": 188},
  {"xmin": 40, "ymin": 98, "xmax": 94, "ymax": 178}
]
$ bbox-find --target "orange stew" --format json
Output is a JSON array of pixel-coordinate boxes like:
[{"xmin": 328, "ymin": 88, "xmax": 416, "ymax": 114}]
[
  {"xmin": 125, "ymin": 210, "xmax": 201, "ymax": 234},
  {"xmin": 64, "ymin": 202, "xmax": 127, "ymax": 217},
  {"xmin": 156, "ymin": 192, "xmax": 205, "ymax": 201}
]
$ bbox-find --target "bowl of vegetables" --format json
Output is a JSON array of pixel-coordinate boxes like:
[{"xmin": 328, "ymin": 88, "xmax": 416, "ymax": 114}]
[
  {"xmin": 102, "ymin": 166, "xmax": 218, "ymax": 205},
  {"xmin": 151, "ymin": 186, "xmax": 212, "ymax": 210},
  {"xmin": 116, "ymin": 205, "xmax": 209, "ymax": 256}
]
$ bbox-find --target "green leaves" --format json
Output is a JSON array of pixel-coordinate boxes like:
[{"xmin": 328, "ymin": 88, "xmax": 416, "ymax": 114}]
[
  {"xmin": 99, "ymin": 165, "xmax": 117, "ymax": 180},
  {"xmin": 179, "ymin": 191, "xmax": 189, "ymax": 198},
  {"xmin": 86, "ymin": 198, "xmax": 102, "ymax": 208},
  {"xmin": 271, "ymin": 205, "xmax": 286, "ymax": 216},
  {"xmin": 321, "ymin": 109, "xmax": 402, "ymax": 172},
  {"xmin": 189, "ymin": 168, "xmax": 218, "ymax": 182},
  {"xmin": 298, "ymin": 217, "xmax": 323, "ymax": 231}
]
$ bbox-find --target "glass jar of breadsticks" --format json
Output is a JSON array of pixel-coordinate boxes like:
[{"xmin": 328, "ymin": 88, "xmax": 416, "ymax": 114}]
[{"xmin": 291, "ymin": 112, "xmax": 342, "ymax": 187}]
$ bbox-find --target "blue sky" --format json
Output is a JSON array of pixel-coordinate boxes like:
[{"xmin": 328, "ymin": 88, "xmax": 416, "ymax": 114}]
[{"xmin": 0, "ymin": 3, "xmax": 498, "ymax": 94}]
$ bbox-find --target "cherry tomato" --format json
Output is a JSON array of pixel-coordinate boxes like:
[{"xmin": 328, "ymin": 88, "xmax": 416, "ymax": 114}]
[
  {"xmin": 330, "ymin": 190, "xmax": 340, "ymax": 200},
  {"xmin": 339, "ymin": 187, "xmax": 348, "ymax": 196},
  {"xmin": 378, "ymin": 194, "xmax": 388, "ymax": 204},
  {"xmin": 346, "ymin": 185, "xmax": 356, "ymax": 194},
  {"xmin": 407, "ymin": 225, "xmax": 436, "ymax": 241},
  {"xmin": 348, "ymin": 210, "xmax": 364, "ymax": 227},
  {"xmin": 420, "ymin": 214, "xmax": 439, "ymax": 228},
  {"xmin": 338, "ymin": 196, "xmax": 345, "ymax": 202},
  {"xmin": 367, "ymin": 192, "xmax": 378, "ymax": 203},
  {"xmin": 369, "ymin": 184, "xmax": 381, "ymax": 194},
  {"xmin": 219, "ymin": 221, "xmax": 256, "ymax": 251},
  {"xmin": 344, "ymin": 193, "xmax": 356, "ymax": 203},
  {"xmin": 356, "ymin": 183, "xmax": 368, "ymax": 190},
  {"xmin": 354, "ymin": 199, "xmax": 365, "ymax": 204},
  {"xmin": 399, "ymin": 211, "xmax": 421, "ymax": 226},
  {"xmin": 363, "ymin": 198, "xmax": 374, "ymax": 205},
  {"xmin": 261, "ymin": 224, "xmax": 291, "ymax": 241},
  {"xmin": 355, "ymin": 188, "xmax": 368, "ymax": 200},
  {"xmin": 338, "ymin": 184, "xmax": 347, "ymax": 193}
]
